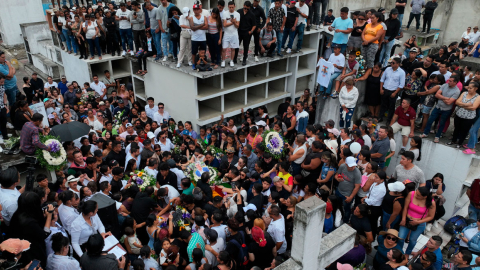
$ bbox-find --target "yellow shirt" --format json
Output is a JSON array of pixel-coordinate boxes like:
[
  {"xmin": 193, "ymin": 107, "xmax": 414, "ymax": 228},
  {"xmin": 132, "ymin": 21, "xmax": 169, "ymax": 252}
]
[
  {"xmin": 364, "ymin": 23, "xmax": 383, "ymax": 44},
  {"xmin": 278, "ymin": 172, "xmax": 293, "ymax": 186}
]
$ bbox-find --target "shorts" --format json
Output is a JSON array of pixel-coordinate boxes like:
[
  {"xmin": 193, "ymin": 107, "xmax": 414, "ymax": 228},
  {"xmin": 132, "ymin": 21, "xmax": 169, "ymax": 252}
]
[
  {"xmin": 336, "ymin": 75, "xmax": 356, "ymax": 82},
  {"xmin": 422, "ymin": 105, "xmax": 433, "ymax": 114},
  {"xmin": 347, "ymin": 36, "xmax": 363, "ymax": 48},
  {"xmin": 391, "ymin": 122, "xmax": 411, "ymax": 136},
  {"xmin": 191, "ymin": 40, "xmax": 207, "ymax": 55},
  {"xmin": 223, "ymin": 35, "xmax": 239, "ymax": 49}
]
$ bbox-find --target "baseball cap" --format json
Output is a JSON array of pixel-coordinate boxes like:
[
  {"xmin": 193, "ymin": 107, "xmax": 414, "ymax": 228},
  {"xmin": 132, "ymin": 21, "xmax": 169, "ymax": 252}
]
[
  {"xmin": 182, "ymin": 130, "xmax": 189, "ymax": 136},
  {"xmin": 147, "ymin": 131, "xmax": 155, "ymax": 139},
  {"xmin": 326, "ymin": 202, "xmax": 333, "ymax": 214},
  {"xmin": 243, "ymin": 204, "xmax": 257, "ymax": 212},
  {"xmin": 86, "ymin": 87, "xmax": 94, "ymax": 92},
  {"xmin": 255, "ymin": 120, "xmax": 266, "ymax": 127},
  {"xmin": 118, "ymin": 98, "xmax": 124, "ymax": 104},
  {"xmin": 99, "ymin": 101, "xmax": 105, "ymax": 106},
  {"xmin": 76, "ymin": 89, "xmax": 82, "ymax": 94},
  {"xmin": 388, "ymin": 182, "xmax": 405, "ymax": 192},
  {"xmin": 93, "ymin": 149, "xmax": 103, "ymax": 157},
  {"xmin": 182, "ymin": 7, "xmax": 190, "ymax": 13},
  {"xmin": 67, "ymin": 175, "xmax": 80, "ymax": 183},
  {"xmin": 66, "ymin": 82, "xmax": 72, "ymax": 87},
  {"xmin": 353, "ymin": 129, "xmax": 361, "ymax": 138},
  {"xmin": 193, "ymin": 4, "xmax": 200, "ymax": 9},
  {"xmin": 327, "ymin": 128, "xmax": 340, "ymax": 137},
  {"xmin": 332, "ymin": 44, "xmax": 341, "ymax": 49},
  {"xmin": 43, "ymin": 98, "xmax": 50, "ymax": 103},
  {"xmin": 410, "ymin": 47, "xmax": 419, "ymax": 53},
  {"xmin": 193, "ymin": 187, "xmax": 203, "ymax": 200},
  {"xmin": 390, "ymin": 8, "xmax": 399, "ymax": 14},
  {"xmin": 345, "ymin": 156, "xmax": 357, "ymax": 167},
  {"xmin": 167, "ymin": 159, "xmax": 176, "ymax": 168},
  {"xmin": 48, "ymin": 114, "xmax": 55, "ymax": 119},
  {"xmin": 272, "ymin": 176, "xmax": 282, "ymax": 183},
  {"xmin": 290, "ymin": 1, "xmax": 296, "ymax": 4},
  {"xmin": 61, "ymin": 75, "xmax": 66, "ymax": 79},
  {"xmin": 126, "ymin": 123, "xmax": 133, "ymax": 128}
]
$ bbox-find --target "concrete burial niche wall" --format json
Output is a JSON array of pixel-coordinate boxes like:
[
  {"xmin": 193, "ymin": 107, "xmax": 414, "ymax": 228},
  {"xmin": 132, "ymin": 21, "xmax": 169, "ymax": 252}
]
[{"xmin": 386, "ymin": 132, "xmax": 480, "ymax": 220}]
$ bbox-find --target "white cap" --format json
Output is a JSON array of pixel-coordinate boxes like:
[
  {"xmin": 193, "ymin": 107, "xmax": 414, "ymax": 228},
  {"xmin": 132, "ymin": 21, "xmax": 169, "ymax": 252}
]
[
  {"xmin": 388, "ymin": 182, "xmax": 406, "ymax": 192},
  {"xmin": 67, "ymin": 175, "xmax": 80, "ymax": 183},
  {"xmin": 255, "ymin": 120, "xmax": 267, "ymax": 127},
  {"xmin": 147, "ymin": 132, "xmax": 155, "ymax": 139},
  {"xmin": 345, "ymin": 156, "xmax": 357, "ymax": 167},
  {"xmin": 243, "ymin": 204, "xmax": 257, "ymax": 212},
  {"xmin": 182, "ymin": 7, "xmax": 190, "ymax": 13}
]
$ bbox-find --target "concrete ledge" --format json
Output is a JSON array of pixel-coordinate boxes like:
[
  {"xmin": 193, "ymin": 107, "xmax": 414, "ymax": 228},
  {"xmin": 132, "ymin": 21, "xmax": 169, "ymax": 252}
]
[
  {"xmin": 318, "ymin": 224, "xmax": 357, "ymax": 269},
  {"xmin": 274, "ymin": 258, "xmax": 303, "ymax": 270},
  {"xmin": 460, "ymin": 57, "xmax": 480, "ymax": 72}
]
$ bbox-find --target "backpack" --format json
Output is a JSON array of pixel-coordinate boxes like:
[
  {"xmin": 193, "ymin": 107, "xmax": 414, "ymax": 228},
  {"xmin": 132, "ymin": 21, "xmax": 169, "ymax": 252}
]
[
  {"xmin": 444, "ymin": 215, "xmax": 468, "ymax": 235},
  {"xmin": 229, "ymin": 231, "xmax": 249, "ymax": 266}
]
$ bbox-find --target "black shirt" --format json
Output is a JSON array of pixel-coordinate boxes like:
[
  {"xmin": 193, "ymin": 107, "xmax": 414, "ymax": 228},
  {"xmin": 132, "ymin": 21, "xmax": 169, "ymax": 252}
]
[
  {"xmin": 30, "ymin": 78, "xmax": 44, "ymax": 92},
  {"xmin": 285, "ymin": 6, "xmax": 299, "ymax": 29},
  {"xmin": 395, "ymin": 0, "xmax": 407, "ymax": 14},
  {"xmin": 104, "ymin": 16, "xmax": 117, "ymax": 32},
  {"xmin": 110, "ymin": 178, "xmax": 123, "ymax": 194},
  {"xmin": 251, "ymin": 5, "xmax": 266, "ymax": 29},
  {"xmin": 277, "ymin": 102, "xmax": 289, "ymax": 117},
  {"xmin": 197, "ymin": 181, "xmax": 213, "ymax": 202},
  {"xmin": 349, "ymin": 215, "xmax": 371, "ymax": 237},
  {"xmin": 424, "ymin": 1, "xmax": 438, "ymax": 16},
  {"xmin": 248, "ymin": 194, "xmax": 263, "ymax": 214},
  {"xmin": 324, "ymin": 15, "xmax": 335, "ymax": 25},
  {"xmin": 226, "ymin": 232, "xmax": 245, "ymax": 267},
  {"xmin": 156, "ymin": 170, "xmax": 178, "ymax": 189},
  {"xmin": 237, "ymin": 9, "xmax": 256, "ymax": 33},
  {"xmin": 269, "ymin": 186, "xmax": 290, "ymax": 200},
  {"xmin": 433, "ymin": 53, "xmax": 448, "ymax": 64},
  {"xmin": 130, "ymin": 192, "xmax": 159, "ymax": 222},
  {"xmin": 248, "ymin": 232, "xmax": 276, "ymax": 269},
  {"xmin": 408, "ymin": 61, "xmax": 439, "ymax": 77},
  {"xmin": 401, "ymin": 58, "xmax": 418, "ymax": 74},
  {"xmin": 106, "ymin": 149, "xmax": 127, "ymax": 167},
  {"xmin": 14, "ymin": 110, "xmax": 29, "ymax": 131},
  {"xmin": 385, "ymin": 19, "xmax": 401, "ymax": 41}
]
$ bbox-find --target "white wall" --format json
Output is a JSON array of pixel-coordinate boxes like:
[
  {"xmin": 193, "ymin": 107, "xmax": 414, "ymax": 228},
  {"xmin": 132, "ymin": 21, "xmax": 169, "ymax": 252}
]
[
  {"xmin": 386, "ymin": 132, "xmax": 480, "ymax": 220},
  {"xmin": 61, "ymin": 52, "xmax": 92, "ymax": 84},
  {"xmin": 0, "ymin": 0, "xmax": 46, "ymax": 46}
]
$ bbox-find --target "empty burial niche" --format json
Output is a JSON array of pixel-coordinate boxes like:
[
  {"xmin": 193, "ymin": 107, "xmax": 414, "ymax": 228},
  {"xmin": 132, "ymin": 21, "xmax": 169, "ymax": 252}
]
[
  {"xmin": 112, "ymin": 58, "xmax": 131, "ymax": 79},
  {"xmin": 197, "ymin": 75, "xmax": 222, "ymax": 97},
  {"xmin": 296, "ymin": 74, "xmax": 314, "ymax": 94},
  {"xmin": 224, "ymin": 90, "xmax": 246, "ymax": 113},
  {"xmin": 223, "ymin": 69, "xmax": 246, "ymax": 91},
  {"xmin": 198, "ymin": 96, "xmax": 222, "ymax": 120},
  {"xmin": 268, "ymin": 78, "xmax": 286, "ymax": 98},
  {"xmin": 134, "ymin": 77, "xmax": 145, "ymax": 99},
  {"xmin": 247, "ymin": 63, "xmax": 267, "ymax": 80},
  {"xmin": 269, "ymin": 58, "xmax": 288, "ymax": 75},
  {"xmin": 247, "ymin": 83, "xmax": 267, "ymax": 105},
  {"xmin": 90, "ymin": 61, "xmax": 111, "ymax": 78}
]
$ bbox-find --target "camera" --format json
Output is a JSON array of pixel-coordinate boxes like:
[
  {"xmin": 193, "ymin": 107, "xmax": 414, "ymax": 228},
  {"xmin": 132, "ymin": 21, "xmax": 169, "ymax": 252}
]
[
  {"xmin": 42, "ymin": 202, "xmax": 58, "ymax": 212},
  {"xmin": 25, "ymin": 156, "xmax": 37, "ymax": 165}
]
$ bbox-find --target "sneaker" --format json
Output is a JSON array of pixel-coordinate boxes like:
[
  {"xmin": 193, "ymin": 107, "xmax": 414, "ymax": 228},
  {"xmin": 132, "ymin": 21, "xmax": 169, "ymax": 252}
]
[
  {"xmin": 188, "ymin": 61, "xmax": 193, "ymax": 66},
  {"xmin": 128, "ymin": 50, "xmax": 134, "ymax": 56},
  {"xmin": 6, "ymin": 123, "xmax": 13, "ymax": 129},
  {"xmin": 221, "ymin": 61, "xmax": 226, "ymax": 67},
  {"xmin": 296, "ymin": 49, "xmax": 302, "ymax": 53},
  {"xmin": 421, "ymin": 31, "xmax": 426, "ymax": 34},
  {"xmin": 277, "ymin": 53, "xmax": 283, "ymax": 57},
  {"xmin": 425, "ymin": 223, "xmax": 432, "ymax": 232},
  {"xmin": 176, "ymin": 63, "xmax": 181, "ymax": 68},
  {"xmin": 154, "ymin": 56, "xmax": 160, "ymax": 61},
  {"xmin": 306, "ymin": 25, "xmax": 310, "ymax": 31},
  {"xmin": 331, "ymin": 92, "xmax": 338, "ymax": 99},
  {"xmin": 286, "ymin": 48, "xmax": 292, "ymax": 54},
  {"xmin": 319, "ymin": 23, "xmax": 324, "ymax": 29},
  {"xmin": 254, "ymin": 56, "xmax": 259, "ymax": 62},
  {"xmin": 242, "ymin": 59, "xmax": 246, "ymax": 66},
  {"xmin": 162, "ymin": 56, "xmax": 168, "ymax": 62},
  {"xmin": 433, "ymin": 220, "xmax": 439, "ymax": 228},
  {"xmin": 230, "ymin": 61, "xmax": 234, "ymax": 67},
  {"xmin": 121, "ymin": 51, "xmax": 127, "ymax": 56},
  {"xmin": 192, "ymin": 64, "xmax": 196, "ymax": 70},
  {"xmin": 417, "ymin": 29, "xmax": 420, "ymax": 32},
  {"xmin": 315, "ymin": 25, "xmax": 319, "ymax": 30}
]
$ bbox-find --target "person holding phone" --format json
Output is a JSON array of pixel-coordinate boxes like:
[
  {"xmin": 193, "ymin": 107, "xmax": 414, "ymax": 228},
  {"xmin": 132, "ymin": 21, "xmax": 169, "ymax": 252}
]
[{"xmin": 221, "ymin": 1, "xmax": 241, "ymax": 67}]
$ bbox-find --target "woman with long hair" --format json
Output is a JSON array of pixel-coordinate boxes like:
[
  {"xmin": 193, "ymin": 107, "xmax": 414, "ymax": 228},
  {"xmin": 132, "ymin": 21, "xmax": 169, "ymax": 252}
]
[
  {"xmin": 82, "ymin": 14, "xmax": 102, "ymax": 60},
  {"xmin": 425, "ymin": 173, "xmax": 446, "ymax": 231},
  {"xmin": 317, "ymin": 152, "xmax": 338, "ymax": 188},
  {"xmin": 361, "ymin": 12, "xmax": 384, "ymax": 73},
  {"xmin": 282, "ymin": 105, "xmax": 297, "ymax": 144},
  {"xmin": 384, "ymin": 126, "xmax": 396, "ymax": 170},
  {"xmin": 168, "ymin": 7, "xmax": 183, "ymax": 63},
  {"xmin": 47, "ymin": 232, "xmax": 81, "ymax": 269},
  {"xmin": 124, "ymin": 158, "xmax": 137, "ymax": 176},
  {"xmin": 382, "ymin": 181, "xmax": 406, "ymax": 230},
  {"xmin": 450, "ymin": 81, "xmax": 480, "ymax": 148},
  {"xmin": 10, "ymin": 191, "xmax": 55, "ymax": 268},
  {"xmin": 403, "ymin": 35, "xmax": 418, "ymax": 57},
  {"xmin": 186, "ymin": 248, "xmax": 208, "ymax": 270},
  {"xmin": 398, "ymin": 186, "xmax": 436, "ymax": 255},
  {"xmin": 418, "ymin": 74, "xmax": 444, "ymax": 133},
  {"xmin": 206, "ymin": 8, "xmax": 223, "ymax": 68},
  {"xmin": 328, "ymin": 194, "xmax": 344, "ymax": 229},
  {"xmin": 362, "ymin": 170, "xmax": 387, "ymax": 239},
  {"xmin": 409, "ymin": 136, "xmax": 422, "ymax": 162},
  {"xmin": 216, "ymin": 250, "xmax": 236, "ymax": 270}
]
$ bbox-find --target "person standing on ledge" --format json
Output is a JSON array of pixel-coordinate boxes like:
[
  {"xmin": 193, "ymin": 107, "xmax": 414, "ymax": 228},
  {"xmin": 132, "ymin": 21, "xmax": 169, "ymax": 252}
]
[
  {"xmin": 20, "ymin": 113, "xmax": 51, "ymax": 155},
  {"xmin": 328, "ymin": 7, "xmax": 353, "ymax": 55}
]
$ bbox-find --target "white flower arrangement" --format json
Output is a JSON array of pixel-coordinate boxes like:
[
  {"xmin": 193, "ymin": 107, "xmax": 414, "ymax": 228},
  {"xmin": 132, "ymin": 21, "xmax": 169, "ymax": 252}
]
[
  {"xmin": 185, "ymin": 162, "xmax": 222, "ymax": 185},
  {"xmin": 42, "ymin": 139, "xmax": 67, "ymax": 166},
  {"xmin": 264, "ymin": 131, "xmax": 285, "ymax": 157}
]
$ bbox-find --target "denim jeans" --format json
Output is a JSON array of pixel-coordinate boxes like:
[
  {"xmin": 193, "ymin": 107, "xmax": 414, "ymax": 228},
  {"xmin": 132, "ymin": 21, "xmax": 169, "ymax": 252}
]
[
  {"xmin": 62, "ymin": 0, "xmax": 74, "ymax": 7},
  {"xmin": 335, "ymin": 189, "xmax": 353, "ymax": 223},
  {"xmin": 403, "ymin": 48, "xmax": 411, "ymax": 58},
  {"xmin": 207, "ymin": 32, "xmax": 221, "ymax": 65},
  {"xmin": 467, "ymin": 116, "xmax": 480, "ymax": 148},
  {"xmin": 332, "ymin": 42, "xmax": 347, "ymax": 55},
  {"xmin": 86, "ymin": 38, "xmax": 102, "ymax": 57},
  {"xmin": 161, "ymin": 32, "xmax": 173, "ymax": 56},
  {"xmin": 119, "ymin": 28, "xmax": 134, "ymax": 51},
  {"xmin": 151, "ymin": 29, "xmax": 163, "ymax": 58},
  {"xmin": 398, "ymin": 14, "xmax": 404, "ymax": 28},
  {"xmin": 313, "ymin": 0, "xmax": 328, "ymax": 25},
  {"xmin": 5, "ymin": 85, "xmax": 19, "ymax": 108},
  {"xmin": 62, "ymin": 29, "xmax": 77, "ymax": 53},
  {"xmin": 423, "ymin": 108, "xmax": 452, "ymax": 138},
  {"xmin": 382, "ymin": 210, "xmax": 401, "ymax": 231},
  {"xmin": 407, "ymin": 13, "xmax": 421, "ymax": 30},
  {"xmin": 469, "ymin": 204, "xmax": 480, "ymax": 221},
  {"xmin": 320, "ymin": 71, "xmax": 341, "ymax": 95},
  {"xmin": 398, "ymin": 222, "xmax": 426, "ymax": 254},
  {"xmin": 295, "ymin": 24, "xmax": 305, "ymax": 50},
  {"xmin": 262, "ymin": 0, "xmax": 271, "ymax": 17},
  {"xmin": 276, "ymin": 31, "xmax": 283, "ymax": 54},
  {"xmin": 340, "ymin": 107, "xmax": 355, "ymax": 129},
  {"xmin": 380, "ymin": 37, "xmax": 395, "ymax": 67},
  {"xmin": 282, "ymin": 27, "xmax": 296, "ymax": 49}
]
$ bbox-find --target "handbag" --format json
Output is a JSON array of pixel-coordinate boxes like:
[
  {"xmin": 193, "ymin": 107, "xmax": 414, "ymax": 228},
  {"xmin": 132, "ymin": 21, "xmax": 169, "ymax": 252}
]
[
  {"xmin": 405, "ymin": 207, "xmax": 428, "ymax": 231},
  {"xmin": 301, "ymin": 169, "xmax": 310, "ymax": 177}
]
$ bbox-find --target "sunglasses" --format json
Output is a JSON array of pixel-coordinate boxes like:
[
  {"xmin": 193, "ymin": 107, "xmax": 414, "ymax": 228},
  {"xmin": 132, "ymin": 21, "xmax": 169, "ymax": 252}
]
[
  {"xmin": 386, "ymin": 235, "xmax": 398, "ymax": 242},
  {"xmin": 158, "ymin": 107, "xmax": 164, "ymax": 109},
  {"xmin": 357, "ymin": 18, "xmax": 365, "ymax": 20}
]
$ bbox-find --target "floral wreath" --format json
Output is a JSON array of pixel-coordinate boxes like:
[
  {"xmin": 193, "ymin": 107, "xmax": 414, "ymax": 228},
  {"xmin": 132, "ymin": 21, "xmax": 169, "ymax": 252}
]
[
  {"xmin": 185, "ymin": 162, "xmax": 223, "ymax": 186},
  {"xmin": 261, "ymin": 130, "xmax": 287, "ymax": 160},
  {"xmin": 35, "ymin": 135, "xmax": 67, "ymax": 171}
]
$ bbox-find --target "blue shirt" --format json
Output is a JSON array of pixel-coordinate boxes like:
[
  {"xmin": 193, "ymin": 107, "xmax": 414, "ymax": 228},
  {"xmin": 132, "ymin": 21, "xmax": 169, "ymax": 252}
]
[
  {"xmin": 0, "ymin": 63, "xmax": 17, "ymax": 89},
  {"xmin": 380, "ymin": 67, "xmax": 406, "ymax": 91},
  {"xmin": 321, "ymin": 164, "xmax": 336, "ymax": 181},
  {"xmin": 331, "ymin": 17, "xmax": 353, "ymax": 45},
  {"xmin": 58, "ymin": 81, "xmax": 68, "ymax": 95}
]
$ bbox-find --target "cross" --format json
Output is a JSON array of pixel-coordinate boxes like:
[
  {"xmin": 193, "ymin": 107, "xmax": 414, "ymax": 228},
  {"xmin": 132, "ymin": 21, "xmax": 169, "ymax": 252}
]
[{"xmin": 275, "ymin": 197, "xmax": 357, "ymax": 270}]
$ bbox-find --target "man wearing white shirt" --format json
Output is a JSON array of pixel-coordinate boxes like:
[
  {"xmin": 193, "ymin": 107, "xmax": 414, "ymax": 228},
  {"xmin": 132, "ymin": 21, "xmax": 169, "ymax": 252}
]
[
  {"xmin": 462, "ymin": 27, "xmax": 472, "ymax": 43},
  {"xmin": 167, "ymin": 159, "xmax": 185, "ymax": 190},
  {"xmin": 44, "ymin": 76, "xmax": 58, "ymax": 92},
  {"xmin": 145, "ymin": 97, "xmax": 156, "ymax": 119},
  {"xmin": 0, "ymin": 167, "xmax": 23, "ymax": 232},
  {"xmin": 294, "ymin": 0, "xmax": 308, "ymax": 52},
  {"xmin": 153, "ymin": 102, "xmax": 170, "ymax": 125},
  {"xmin": 67, "ymin": 176, "xmax": 81, "ymax": 197},
  {"xmin": 157, "ymin": 130, "xmax": 175, "ymax": 151},
  {"xmin": 120, "ymin": 123, "xmax": 138, "ymax": 140},
  {"xmin": 90, "ymin": 75, "xmax": 107, "ymax": 100},
  {"xmin": 267, "ymin": 204, "xmax": 287, "ymax": 254},
  {"xmin": 144, "ymin": 158, "xmax": 159, "ymax": 178},
  {"xmin": 470, "ymin": 26, "xmax": 480, "ymax": 44},
  {"xmin": 431, "ymin": 62, "xmax": 452, "ymax": 81},
  {"xmin": 125, "ymin": 145, "xmax": 141, "ymax": 171}
]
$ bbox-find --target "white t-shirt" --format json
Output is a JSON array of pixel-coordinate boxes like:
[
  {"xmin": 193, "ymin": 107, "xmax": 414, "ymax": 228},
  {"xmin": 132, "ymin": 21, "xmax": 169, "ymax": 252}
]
[
  {"xmin": 295, "ymin": 3, "xmax": 309, "ymax": 25},
  {"xmin": 470, "ymin": 31, "xmax": 480, "ymax": 44},
  {"xmin": 116, "ymin": 9, "xmax": 132, "ymax": 29},
  {"xmin": 316, "ymin": 58, "xmax": 335, "ymax": 88},
  {"xmin": 267, "ymin": 214, "xmax": 287, "ymax": 254},
  {"xmin": 223, "ymin": 10, "xmax": 240, "ymax": 36},
  {"xmin": 84, "ymin": 21, "xmax": 98, "ymax": 39},
  {"xmin": 205, "ymin": 238, "xmax": 224, "ymax": 267},
  {"xmin": 45, "ymin": 81, "xmax": 58, "ymax": 89},
  {"xmin": 144, "ymin": 105, "xmax": 156, "ymax": 119},
  {"xmin": 160, "ymin": 184, "xmax": 180, "ymax": 202},
  {"xmin": 328, "ymin": 52, "xmax": 345, "ymax": 73},
  {"xmin": 269, "ymin": 3, "xmax": 287, "ymax": 16},
  {"xmin": 211, "ymin": 224, "xmax": 228, "ymax": 244},
  {"xmin": 90, "ymin": 81, "xmax": 107, "ymax": 100},
  {"xmin": 431, "ymin": 70, "xmax": 452, "ymax": 81},
  {"xmin": 462, "ymin": 31, "xmax": 471, "ymax": 40},
  {"xmin": 389, "ymin": 138, "xmax": 396, "ymax": 152},
  {"xmin": 363, "ymin": 134, "xmax": 372, "ymax": 147},
  {"xmin": 158, "ymin": 138, "xmax": 175, "ymax": 152}
]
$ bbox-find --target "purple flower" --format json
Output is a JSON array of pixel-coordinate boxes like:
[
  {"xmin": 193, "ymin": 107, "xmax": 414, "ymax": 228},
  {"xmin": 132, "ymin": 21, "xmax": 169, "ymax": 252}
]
[
  {"xmin": 49, "ymin": 141, "xmax": 60, "ymax": 153},
  {"xmin": 270, "ymin": 137, "xmax": 280, "ymax": 149},
  {"xmin": 136, "ymin": 177, "xmax": 144, "ymax": 185}
]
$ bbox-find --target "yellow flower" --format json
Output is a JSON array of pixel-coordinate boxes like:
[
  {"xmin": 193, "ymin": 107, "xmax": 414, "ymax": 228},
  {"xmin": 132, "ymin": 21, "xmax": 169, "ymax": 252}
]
[
  {"xmin": 138, "ymin": 172, "xmax": 144, "ymax": 177},
  {"xmin": 356, "ymin": 51, "xmax": 361, "ymax": 56}
]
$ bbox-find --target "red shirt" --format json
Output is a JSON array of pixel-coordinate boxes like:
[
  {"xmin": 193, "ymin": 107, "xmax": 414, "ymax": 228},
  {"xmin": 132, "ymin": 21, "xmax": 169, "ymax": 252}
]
[{"xmin": 394, "ymin": 106, "xmax": 416, "ymax": 126}]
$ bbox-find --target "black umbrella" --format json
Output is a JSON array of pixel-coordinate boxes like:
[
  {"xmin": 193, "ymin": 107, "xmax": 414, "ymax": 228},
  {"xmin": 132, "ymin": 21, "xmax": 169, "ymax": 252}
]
[{"xmin": 49, "ymin": 121, "xmax": 91, "ymax": 142}]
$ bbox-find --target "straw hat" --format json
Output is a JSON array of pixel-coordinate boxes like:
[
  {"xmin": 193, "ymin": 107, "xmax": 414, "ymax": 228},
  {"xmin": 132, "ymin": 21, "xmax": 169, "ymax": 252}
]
[{"xmin": 379, "ymin": 229, "xmax": 403, "ymax": 240}]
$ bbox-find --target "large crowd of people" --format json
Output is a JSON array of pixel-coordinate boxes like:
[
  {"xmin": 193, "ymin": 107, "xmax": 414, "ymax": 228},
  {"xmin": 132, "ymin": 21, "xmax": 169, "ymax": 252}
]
[{"xmin": 2, "ymin": 0, "xmax": 480, "ymax": 270}]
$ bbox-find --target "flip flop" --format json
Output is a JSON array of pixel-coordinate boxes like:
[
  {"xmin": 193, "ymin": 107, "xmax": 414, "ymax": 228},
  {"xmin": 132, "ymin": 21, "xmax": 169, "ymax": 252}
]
[
  {"xmin": 463, "ymin": 144, "xmax": 469, "ymax": 148},
  {"xmin": 463, "ymin": 149, "xmax": 476, "ymax": 155}
]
